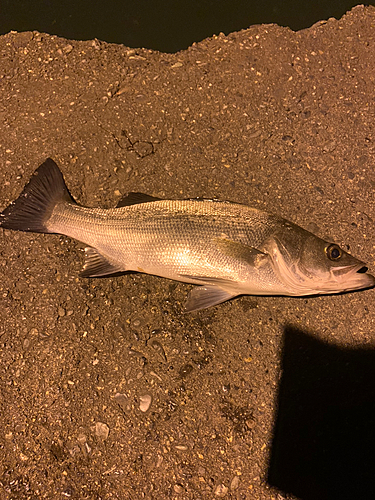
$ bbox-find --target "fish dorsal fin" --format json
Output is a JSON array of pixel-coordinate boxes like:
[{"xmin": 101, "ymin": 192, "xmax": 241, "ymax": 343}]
[
  {"xmin": 116, "ymin": 192, "xmax": 162, "ymax": 208},
  {"xmin": 80, "ymin": 247, "xmax": 124, "ymax": 277}
]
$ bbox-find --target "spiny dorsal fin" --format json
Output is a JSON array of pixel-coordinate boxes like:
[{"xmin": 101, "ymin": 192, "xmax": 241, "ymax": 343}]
[
  {"xmin": 116, "ymin": 192, "xmax": 162, "ymax": 208},
  {"xmin": 80, "ymin": 247, "xmax": 125, "ymax": 277}
]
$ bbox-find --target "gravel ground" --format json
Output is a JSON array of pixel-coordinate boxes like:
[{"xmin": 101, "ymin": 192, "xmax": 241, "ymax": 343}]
[{"xmin": 1, "ymin": 5, "xmax": 375, "ymax": 499}]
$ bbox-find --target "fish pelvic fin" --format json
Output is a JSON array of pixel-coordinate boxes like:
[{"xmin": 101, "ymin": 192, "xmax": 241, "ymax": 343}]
[
  {"xmin": 80, "ymin": 247, "xmax": 125, "ymax": 277},
  {"xmin": 0, "ymin": 158, "xmax": 75, "ymax": 233},
  {"xmin": 184, "ymin": 285, "xmax": 237, "ymax": 313}
]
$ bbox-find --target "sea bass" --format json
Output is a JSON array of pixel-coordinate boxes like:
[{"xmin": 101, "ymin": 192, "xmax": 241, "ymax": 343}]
[{"xmin": 0, "ymin": 158, "xmax": 374, "ymax": 312}]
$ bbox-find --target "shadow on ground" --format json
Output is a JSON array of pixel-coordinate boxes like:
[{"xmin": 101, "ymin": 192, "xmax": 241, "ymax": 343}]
[{"xmin": 268, "ymin": 325, "xmax": 375, "ymax": 500}]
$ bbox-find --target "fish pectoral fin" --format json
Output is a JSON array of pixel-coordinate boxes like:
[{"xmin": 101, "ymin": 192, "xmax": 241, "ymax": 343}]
[
  {"xmin": 215, "ymin": 238, "xmax": 269, "ymax": 266},
  {"xmin": 80, "ymin": 247, "xmax": 124, "ymax": 277},
  {"xmin": 116, "ymin": 192, "xmax": 162, "ymax": 208},
  {"xmin": 184, "ymin": 285, "xmax": 237, "ymax": 313}
]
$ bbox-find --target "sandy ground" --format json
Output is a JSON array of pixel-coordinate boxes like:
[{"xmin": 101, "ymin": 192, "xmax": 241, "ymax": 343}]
[{"xmin": 1, "ymin": 5, "xmax": 375, "ymax": 499}]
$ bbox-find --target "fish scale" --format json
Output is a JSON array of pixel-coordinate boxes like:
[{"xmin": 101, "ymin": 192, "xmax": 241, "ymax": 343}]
[
  {"xmin": 1, "ymin": 158, "xmax": 373, "ymax": 312},
  {"xmin": 47, "ymin": 199, "xmax": 280, "ymax": 280}
]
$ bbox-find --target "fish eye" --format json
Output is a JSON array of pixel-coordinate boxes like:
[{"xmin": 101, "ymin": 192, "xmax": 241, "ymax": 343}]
[{"xmin": 325, "ymin": 244, "xmax": 343, "ymax": 261}]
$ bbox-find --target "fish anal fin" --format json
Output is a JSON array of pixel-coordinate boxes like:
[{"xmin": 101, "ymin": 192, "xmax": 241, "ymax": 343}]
[
  {"xmin": 80, "ymin": 247, "xmax": 124, "ymax": 277},
  {"xmin": 116, "ymin": 192, "xmax": 161, "ymax": 208},
  {"xmin": 184, "ymin": 285, "xmax": 237, "ymax": 313}
]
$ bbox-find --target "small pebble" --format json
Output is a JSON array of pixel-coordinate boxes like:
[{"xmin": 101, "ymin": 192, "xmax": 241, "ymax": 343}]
[
  {"xmin": 230, "ymin": 476, "xmax": 239, "ymax": 490},
  {"xmin": 77, "ymin": 434, "xmax": 91, "ymax": 455},
  {"xmin": 149, "ymin": 339, "xmax": 167, "ymax": 362},
  {"xmin": 139, "ymin": 394, "xmax": 152, "ymax": 412},
  {"xmin": 174, "ymin": 484, "xmax": 184, "ymax": 493},
  {"xmin": 63, "ymin": 44, "xmax": 73, "ymax": 54},
  {"xmin": 77, "ymin": 434, "xmax": 87, "ymax": 445},
  {"xmin": 179, "ymin": 363, "xmax": 193, "ymax": 378},
  {"xmin": 95, "ymin": 422, "xmax": 109, "ymax": 440},
  {"xmin": 134, "ymin": 141, "xmax": 153, "ymax": 158},
  {"xmin": 114, "ymin": 393, "xmax": 130, "ymax": 411},
  {"xmin": 214, "ymin": 484, "xmax": 228, "ymax": 497},
  {"xmin": 23, "ymin": 338, "xmax": 31, "ymax": 349}
]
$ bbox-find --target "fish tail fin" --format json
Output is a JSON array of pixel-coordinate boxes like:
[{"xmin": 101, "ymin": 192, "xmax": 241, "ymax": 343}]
[{"xmin": 0, "ymin": 158, "xmax": 75, "ymax": 233}]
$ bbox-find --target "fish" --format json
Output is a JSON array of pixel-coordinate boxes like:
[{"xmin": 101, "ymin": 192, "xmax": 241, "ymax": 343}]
[{"xmin": 0, "ymin": 158, "xmax": 374, "ymax": 312}]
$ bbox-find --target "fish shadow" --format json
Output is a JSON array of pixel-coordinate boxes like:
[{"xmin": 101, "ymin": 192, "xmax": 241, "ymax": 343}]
[{"xmin": 268, "ymin": 325, "xmax": 375, "ymax": 500}]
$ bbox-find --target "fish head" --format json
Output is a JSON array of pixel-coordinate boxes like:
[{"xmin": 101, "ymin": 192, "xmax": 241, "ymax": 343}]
[{"xmin": 265, "ymin": 226, "xmax": 375, "ymax": 295}]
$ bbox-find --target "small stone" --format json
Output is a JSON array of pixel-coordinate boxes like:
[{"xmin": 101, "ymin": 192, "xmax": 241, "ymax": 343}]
[
  {"xmin": 230, "ymin": 476, "xmax": 240, "ymax": 490},
  {"xmin": 77, "ymin": 433, "xmax": 91, "ymax": 455},
  {"xmin": 95, "ymin": 422, "xmax": 109, "ymax": 440},
  {"xmin": 179, "ymin": 363, "xmax": 193, "ymax": 378},
  {"xmin": 23, "ymin": 338, "xmax": 31, "ymax": 349},
  {"xmin": 77, "ymin": 434, "xmax": 87, "ymax": 445},
  {"xmin": 133, "ymin": 141, "xmax": 153, "ymax": 158},
  {"xmin": 174, "ymin": 484, "xmax": 184, "ymax": 493},
  {"xmin": 114, "ymin": 393, "xmax": 130, "ymax": 411},
  {"xmin": 58, "ymin": 307, "xmax": 66, "ymax": 317},
  {"xmin": 132, "ymin": 318, "xmax": 141, "ymax": 328},
  {"xmin": 322, "ymin": 140, "xmax": 336, "ymax": 153},
  {"xmin": 63, "ymin": 44, "xmax": 73, "ymax": 54},
  {"xmin": 149, "ymin": 339, "xmax": 167, "ymax": 362},
  {"xmin": 246, "ymin": 419, "xmax": 254, "ymax": 429},
  {"xmin": 91, "ymin": 39, "xmax": 101, "ymax": 49},
  {"xmin": 214, "ymin": 484, "xmax": 228, "ymax": 497},
  {"xmin": 139, "ymin": 394, "xmax": 152, "ymax": 412}
]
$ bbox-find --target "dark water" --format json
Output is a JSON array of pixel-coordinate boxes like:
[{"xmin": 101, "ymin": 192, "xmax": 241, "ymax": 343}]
[{"xmin": 1, "ymin": 0, "xmax": 372, "ymax": 53}]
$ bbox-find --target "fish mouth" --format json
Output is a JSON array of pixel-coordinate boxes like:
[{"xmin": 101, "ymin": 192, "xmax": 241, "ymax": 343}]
[{"xmin": 330, "ymin": 263, "xmax": 375, "ymax": 292}]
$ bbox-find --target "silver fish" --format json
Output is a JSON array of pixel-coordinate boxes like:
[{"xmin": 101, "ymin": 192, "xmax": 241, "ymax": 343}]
[{"xmin": 0, "ymin": 158, "xmax": 374, "ymax": 312}]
